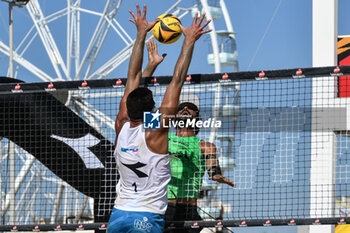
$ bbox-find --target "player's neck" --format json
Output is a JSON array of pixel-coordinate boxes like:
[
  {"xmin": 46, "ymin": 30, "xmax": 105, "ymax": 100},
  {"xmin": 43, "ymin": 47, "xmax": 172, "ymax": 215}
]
[
  {"xmin": 130, "ymin": 120, "xmax": 142, "ymax": 128},
  {"xmin": 176, "ymin": 128, "xmax": 195, "ymax": 137}
]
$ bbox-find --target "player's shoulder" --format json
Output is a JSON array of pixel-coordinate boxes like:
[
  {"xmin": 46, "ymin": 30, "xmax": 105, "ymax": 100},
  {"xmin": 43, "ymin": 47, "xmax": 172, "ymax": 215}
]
[{"xmin": 200, "ymin": 140, "xmax": 216, "ymax": 148}]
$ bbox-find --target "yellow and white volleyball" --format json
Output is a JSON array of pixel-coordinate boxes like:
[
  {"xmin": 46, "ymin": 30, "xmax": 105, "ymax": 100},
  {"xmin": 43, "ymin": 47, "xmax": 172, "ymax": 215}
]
[{"xmin": 152, "ymin": 14, "xmax": 182, "ymax": 44}]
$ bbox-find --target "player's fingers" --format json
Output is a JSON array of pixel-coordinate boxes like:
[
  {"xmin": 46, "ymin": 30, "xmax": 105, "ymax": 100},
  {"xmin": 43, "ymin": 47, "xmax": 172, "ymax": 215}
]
[
  {"xmin": 151, "ymin": 40, "xmax": 156, "ymax": 51},
  {"xmin": 198, "ymin": 13, "xmax": 206, "ymax": 25},
  {"xmin": 136, "ymin": 4, "xmax": 141, "ymax": 16},
  {"xmin": 146, "ymin": 40, "xmax": 151, "ymax": 51},
  {"xmin": 142, "ymin": 4, "xmax": 147, "ymax": 17},
  {"xmin": 200, "ymin": 29, "xmax": 212, "ymax": 35},
  {"xmin": 226, "ymin": 179, "xmax": 235, "ymax": 187},
  {"xmin": 147, "ymin": 38, "xmax": 153, "ymax": 50},
  {"xmin": 192, "ymin": 12, "xmax": 198, "ymax": 24},
  {"xmin": 149, "ymin": 19, "xmax": 159, "ymax": 30},
  {"xmin": 129, "ymin": 19, "xmax": 136, "ymax": 24},
  {"xmin": 129, "ymin": 10, "xmax": 136, "ymax": 20},
  {"xmin": 161, "ymin": 53, "xmax": 167, "ymax": 59},
  {"xmin": 200, "ymin": 20, "xmax": 211, "ymax": 30},
  {"xmin": 178, "ymin": 23, "xmax": 185, "ymax": 33},
  {"xmin": 153, "ymin": 40, "xmax": 159, "ymax": 53}
]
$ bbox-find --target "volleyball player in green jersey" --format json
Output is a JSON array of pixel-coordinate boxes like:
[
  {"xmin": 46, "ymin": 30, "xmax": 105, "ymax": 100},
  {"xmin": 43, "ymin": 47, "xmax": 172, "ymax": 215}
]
[
  {"xmin": 165, "ymin": 102, "xmax": 235, "ymax": 233},
  {"xmin": 143, "ymin": 33, "xmax": 234, "ymax": 233}
]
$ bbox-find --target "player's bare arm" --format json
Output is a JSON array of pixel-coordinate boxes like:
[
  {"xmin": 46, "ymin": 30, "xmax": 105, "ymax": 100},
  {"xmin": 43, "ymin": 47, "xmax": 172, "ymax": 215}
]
[
  {"xmin": 160, "ymin": 13, "xmax": 211, "ymax": 117},
  {"xmin": 145, "ymin": 13, "xmax": 212, "ymax": 154},
  {"xmin": 201, "ymin": 141, "xmax": 235, "ymax": 187},
  {"xmin": 115, "ymin": 4, "xmax": 158, "ymax": 143}
]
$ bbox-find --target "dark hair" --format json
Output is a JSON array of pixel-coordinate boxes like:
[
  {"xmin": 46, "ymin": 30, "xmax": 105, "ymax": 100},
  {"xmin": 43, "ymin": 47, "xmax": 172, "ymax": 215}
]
[
  {"xmin": 126, "ymin": 87, "xmax": 155, "ymax": 121},
  {"xmin": 176, "ymin": 102, "xmax": 201, "ymax": 135}
]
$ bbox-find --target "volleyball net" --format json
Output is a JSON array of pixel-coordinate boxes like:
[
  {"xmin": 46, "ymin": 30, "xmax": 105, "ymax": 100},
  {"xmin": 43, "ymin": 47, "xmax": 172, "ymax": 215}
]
[{"xmin": 1, "ymin": 66, "xmax": 350, "ymax": 231}]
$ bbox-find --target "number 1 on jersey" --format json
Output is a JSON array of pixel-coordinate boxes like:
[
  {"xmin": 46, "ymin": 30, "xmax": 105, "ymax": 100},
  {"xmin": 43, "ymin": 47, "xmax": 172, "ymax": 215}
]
[{"xmin": 132, "ymin": 182, "xmax": 137, "ymax": 192}]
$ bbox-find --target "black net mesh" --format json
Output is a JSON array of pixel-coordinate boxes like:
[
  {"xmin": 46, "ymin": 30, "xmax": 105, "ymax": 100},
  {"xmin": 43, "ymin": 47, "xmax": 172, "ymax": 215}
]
[{"xmin": 0, "ymin": 66, "xmax": 350, "ymax": 231}]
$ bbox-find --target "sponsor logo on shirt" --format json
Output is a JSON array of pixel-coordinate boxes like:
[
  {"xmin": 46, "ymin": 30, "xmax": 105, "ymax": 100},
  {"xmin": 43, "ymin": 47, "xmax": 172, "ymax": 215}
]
[{"xmin": 121, "ymin": 148, "xmax": 139, "ymax": 152}]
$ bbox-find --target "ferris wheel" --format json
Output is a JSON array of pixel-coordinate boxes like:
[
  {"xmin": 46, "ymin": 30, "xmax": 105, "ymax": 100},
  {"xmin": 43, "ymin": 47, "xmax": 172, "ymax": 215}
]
[{"xmin": 0, "ymin": 0, "xmax": 238, "ymax": 225}]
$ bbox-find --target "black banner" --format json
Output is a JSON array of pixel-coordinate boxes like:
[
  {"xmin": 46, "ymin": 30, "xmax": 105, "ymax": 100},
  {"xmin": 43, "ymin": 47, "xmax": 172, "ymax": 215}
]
[{"xmin": 0, "ymin": 77, "xmax": 116, "ymax": 222}]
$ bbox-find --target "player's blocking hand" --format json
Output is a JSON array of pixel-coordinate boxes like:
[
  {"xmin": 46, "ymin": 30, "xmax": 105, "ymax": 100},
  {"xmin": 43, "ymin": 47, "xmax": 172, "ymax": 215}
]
[
  {"xmin": 129, "ymin": 4, "xmax": 159, "ymax": 34},
  {"xmin": 146, "ymin": 38, "xmax": 167, "ymax": 66},
  {"xmin": 178, "ymin": 12, "xmax": 212, "ymax": 43},
  {"xmin": 210, "ymin": 174, "xmax": 236, "ymax": 187}
]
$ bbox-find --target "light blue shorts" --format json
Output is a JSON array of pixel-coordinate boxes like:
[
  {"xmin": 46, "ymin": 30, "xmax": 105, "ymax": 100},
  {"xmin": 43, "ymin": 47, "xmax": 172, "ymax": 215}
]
[{"xmin": 107, "ymin": 208, "xmax": 165, "ymax": 233}]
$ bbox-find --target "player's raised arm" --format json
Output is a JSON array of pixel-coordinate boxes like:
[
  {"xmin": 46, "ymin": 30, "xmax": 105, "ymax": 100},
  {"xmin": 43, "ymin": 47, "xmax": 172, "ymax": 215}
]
[
  {"xmin": 145, "ymin": 13, "xmax": 211, "ymax": 155},
  {"xmin": 160, "ymin": 13, "xmax": 211, "ymax": 117},
  {"xmin": 115, "ymin": 4, "xmax": 158, "ymax": 139}
]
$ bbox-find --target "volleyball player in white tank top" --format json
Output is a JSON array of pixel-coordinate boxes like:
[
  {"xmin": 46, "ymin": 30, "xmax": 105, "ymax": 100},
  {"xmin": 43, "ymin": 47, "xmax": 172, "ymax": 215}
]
[
  {"xmin": 107, "ymin": 4, "xmax": 211, "ymax": 233},
  {"xmin": 114, "ymin": 122, "xmax": 170, "ymax": 214}
]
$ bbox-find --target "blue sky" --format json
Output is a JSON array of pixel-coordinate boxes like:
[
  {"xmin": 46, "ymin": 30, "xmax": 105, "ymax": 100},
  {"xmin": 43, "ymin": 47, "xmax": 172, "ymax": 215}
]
[
  {"xmin": 0, "ymin": 0, "xmax": 349, "ymax": 82},
  {"xmin": 0, "ymin": 0, "xmax": 321, "ymax": 82}
]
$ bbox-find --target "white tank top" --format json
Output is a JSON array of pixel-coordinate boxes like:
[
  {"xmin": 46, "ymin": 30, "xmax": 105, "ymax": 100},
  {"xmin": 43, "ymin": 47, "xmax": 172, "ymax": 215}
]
[{"xmin": 114, "ymin": 122, "xmax": 171, "ymax": 214}]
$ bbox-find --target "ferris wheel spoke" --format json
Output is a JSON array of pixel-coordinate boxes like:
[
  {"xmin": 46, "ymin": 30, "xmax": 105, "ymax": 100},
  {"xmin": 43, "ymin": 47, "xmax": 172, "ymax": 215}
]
[
  {"xmin": 75, "ymin": 98, "xmax": 114, "ymax": 131},
  {"xmin": 75, "ymin": 0, "xmax": 122, "ymax": 80},
  {"xmin": 111, "ymin": 19, "xmax": 133, "ymax": 44},
  {"xmin": 88, "ymin": 42, "xmax": 133, "ymax": 80},
  {"xmin": 0, "ymin": 140, "xmax": 9, "ymax": 162},
  {"xmin": 15, "ymin": 25, "xmax": 36, "ymax": 57},
  {"xmin": 73, "ymin": 1, "xmax": 82, "ymax": 77},
  {"xmin": 67, "ymin": 0, "xmax": 75, "ymax": 81},
  {"xmin": 3, "ymin": 154, "xmax": 36, "ymax": 216},
  {"xmin": 0, "ymin": 41, "xmax": 56, "ymax": 81},
  {"xmin": 27, "ymin": 0, "xmax": 69, "ymax": 80},
  {"xmin": 15, "ymin": 172, "xmax": 37, "ymax": 213},
  {"xmin": 84, "ymin": 1, "xmax": 192, "ymax": 80},
  {"xmin": 50, "ymin": 183, "xmax": 65, "ymax": 224},
  {"xmin": 165, "ymin": 0, "xmax": 183, "ymax": 14},
  {"xmin": 45, "ymin": 8, "xmax": 68, "ymax": 23}
]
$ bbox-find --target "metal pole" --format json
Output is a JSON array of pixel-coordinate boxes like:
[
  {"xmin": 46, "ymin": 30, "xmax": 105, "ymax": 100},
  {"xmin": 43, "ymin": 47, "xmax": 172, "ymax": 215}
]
[
  {"xmin": 200, "ymin": 0, "xmax": 221, "ymax": 73},
  {"xmin": 8, "ymin": 2, "xmax": 16, "ymax": 225},
  {"xmin": 9, "ymin": 2, "xmax": 13, "ymax": 78},
  {"xmin": 8, "ymin": 142, "xmax": 16, "ymax": 225},
  {"xmin": 2, "ymin": 0, "xmax": 30, "ymax": 225}
]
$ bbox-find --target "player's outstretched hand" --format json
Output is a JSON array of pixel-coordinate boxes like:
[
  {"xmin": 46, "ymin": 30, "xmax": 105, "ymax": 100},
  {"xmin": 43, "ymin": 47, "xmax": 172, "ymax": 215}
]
[
  {"xmin": 178, "ymin": 12, "xmax": 212, "ymax": 43},
  {"xmin": 129, "ymin": 4, "xmax": 159, "ymax": 35},
  {"xmin": 209, "ymin": 174, "xmax": 236, "ymax": 188},
  {"xmin": 146, "ymin": 38, "xmax": 166, "ymax": 66}
]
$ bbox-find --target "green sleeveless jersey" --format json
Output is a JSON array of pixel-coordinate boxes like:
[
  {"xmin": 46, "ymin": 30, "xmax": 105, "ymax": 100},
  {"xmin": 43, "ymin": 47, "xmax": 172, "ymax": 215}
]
[{"xmin": 167, "ymin": 133, "xmax": 206, "ymax": 199}]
